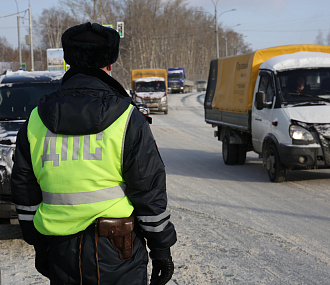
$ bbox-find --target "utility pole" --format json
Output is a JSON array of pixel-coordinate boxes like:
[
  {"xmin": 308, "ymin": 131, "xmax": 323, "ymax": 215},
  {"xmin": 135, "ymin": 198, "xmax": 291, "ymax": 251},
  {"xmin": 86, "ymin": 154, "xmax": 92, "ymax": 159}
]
[
  {"xmin": 29, "ymin": 0, "xmax": 34, "ymax": 71},
  {"xmin": 14, "ymin": 0, "xmax": 22, "ymax": 68},
  {"xmin": 223, "ymin": 36, "xmax": 228, "ymax": 57},
  {"xmin": 211, "ymin": 0, "xmax": 236, "ymax": 58},
  {"xmin": 211, "ymin": 0, "xmax": 219, "ymax": 58},
  {"xmin": 214, "ymin": 5, "xmax": 219, "ymax": 58}
]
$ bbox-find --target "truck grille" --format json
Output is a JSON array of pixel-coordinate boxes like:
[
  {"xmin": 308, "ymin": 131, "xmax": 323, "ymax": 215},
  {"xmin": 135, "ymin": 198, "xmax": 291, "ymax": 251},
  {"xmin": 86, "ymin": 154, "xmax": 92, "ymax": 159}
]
[
  {"xmin": 144, "ymin": 99, "xmax": 160, "ymax": 104},
  {"xmin": 314, "ymin": 124, "xmax": 330, "ymax": 164}
]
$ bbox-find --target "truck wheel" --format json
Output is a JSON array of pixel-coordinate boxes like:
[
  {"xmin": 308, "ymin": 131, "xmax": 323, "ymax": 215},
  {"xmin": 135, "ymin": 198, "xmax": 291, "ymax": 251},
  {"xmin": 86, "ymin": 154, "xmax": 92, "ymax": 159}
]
[
  {"xmin": 222, "ymin": 135, "xmax": 238, "ymax": 165},
  {"xmin": 266, "ymin": 144, "xmax": 286, "ymax": 182},
  {"xmin": 237, "ymin": 144, "xmax": 247, "ymax": 165},
  {"xmin": 164, "ymin": 108, "xmax": 168, "ymax": 115}
]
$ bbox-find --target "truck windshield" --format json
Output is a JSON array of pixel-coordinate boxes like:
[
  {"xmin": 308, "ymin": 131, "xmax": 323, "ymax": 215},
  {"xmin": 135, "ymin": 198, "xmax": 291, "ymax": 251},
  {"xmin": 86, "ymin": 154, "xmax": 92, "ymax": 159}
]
[
  {"xmin": 0, "ymin": 83, "xmax": 60, "ymax": 119},
  {"xmin": 135, "ymin": 81, "xmax": 166, "ymax": 92},
  {"xmin": 168, "ymin": 74, "xmax": 182, "ymax": 80},
  {"xmin": 278, "ymin": 68, "xmax": 330, "ymax": 104}
]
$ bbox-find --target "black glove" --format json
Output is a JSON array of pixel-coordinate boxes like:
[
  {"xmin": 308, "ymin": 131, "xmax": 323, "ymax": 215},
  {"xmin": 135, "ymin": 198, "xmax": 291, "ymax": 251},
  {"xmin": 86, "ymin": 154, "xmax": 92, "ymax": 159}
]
[{"xmin": 150, "ymin": 256, "xmax": 174, "ymax": 285}]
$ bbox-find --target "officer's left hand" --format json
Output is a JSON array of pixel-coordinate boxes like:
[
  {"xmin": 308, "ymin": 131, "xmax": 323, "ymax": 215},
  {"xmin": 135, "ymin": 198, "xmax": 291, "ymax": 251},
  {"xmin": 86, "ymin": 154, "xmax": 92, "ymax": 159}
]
[{"xmin": 150, "ymin": 256, "xmax": 174, "ymax": 285}]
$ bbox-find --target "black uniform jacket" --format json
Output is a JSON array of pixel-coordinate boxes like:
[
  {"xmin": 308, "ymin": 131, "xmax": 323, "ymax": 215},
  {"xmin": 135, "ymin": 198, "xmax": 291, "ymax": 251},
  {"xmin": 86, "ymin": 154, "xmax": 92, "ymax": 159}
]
[{"xmin": 11, "ymin": 67, "xmax": 176, "ymax": 260}]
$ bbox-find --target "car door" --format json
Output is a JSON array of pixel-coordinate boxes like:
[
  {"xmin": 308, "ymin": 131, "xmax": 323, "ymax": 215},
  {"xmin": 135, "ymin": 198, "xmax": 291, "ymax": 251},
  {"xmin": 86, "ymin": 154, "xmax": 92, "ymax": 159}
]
[{"xmin": 251, "ymin": 71, "xmax": 275, "ymax": 153}]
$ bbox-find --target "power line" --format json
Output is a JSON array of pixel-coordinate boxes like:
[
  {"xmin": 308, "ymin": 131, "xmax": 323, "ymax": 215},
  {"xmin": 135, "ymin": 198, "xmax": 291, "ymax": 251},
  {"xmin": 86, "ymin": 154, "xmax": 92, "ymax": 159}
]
[
  {"xmin": 238, "ymin": 28, "xmax": 330, "ymax": 33},
  {"xmin": 0, "ymin": 9, "xmax": 28, "ymax": 19}
]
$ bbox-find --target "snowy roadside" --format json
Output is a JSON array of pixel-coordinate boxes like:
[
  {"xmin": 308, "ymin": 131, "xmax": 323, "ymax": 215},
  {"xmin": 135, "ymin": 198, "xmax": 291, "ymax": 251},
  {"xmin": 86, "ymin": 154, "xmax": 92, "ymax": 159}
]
[{"xmin": 2, "ymin": 203, "xmax": 329, "ymax": 285}]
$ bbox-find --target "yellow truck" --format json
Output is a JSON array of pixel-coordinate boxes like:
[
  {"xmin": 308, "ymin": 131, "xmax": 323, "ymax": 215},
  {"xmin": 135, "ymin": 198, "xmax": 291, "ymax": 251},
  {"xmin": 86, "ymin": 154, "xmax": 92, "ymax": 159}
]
[
  {"xmin": 131, "ymin": 69, "xmax": 168, "ymax": 114},
  {"xmin": 204, "ymin": 44, "xmax": 330, "ymax": 182}
]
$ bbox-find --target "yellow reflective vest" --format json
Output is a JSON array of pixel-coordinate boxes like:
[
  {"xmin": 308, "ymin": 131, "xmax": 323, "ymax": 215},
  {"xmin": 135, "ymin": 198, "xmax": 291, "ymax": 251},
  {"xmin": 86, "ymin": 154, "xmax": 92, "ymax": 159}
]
[{"xmin": 27, "ymin": 105, "xmax": 135, "ymax": 235}]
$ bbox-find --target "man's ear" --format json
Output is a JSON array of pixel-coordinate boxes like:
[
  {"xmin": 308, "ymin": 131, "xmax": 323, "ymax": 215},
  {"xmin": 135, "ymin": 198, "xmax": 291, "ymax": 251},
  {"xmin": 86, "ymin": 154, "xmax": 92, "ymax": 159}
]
[{"xmin": 107, "ymin": 65, "xmax": 112, "ymax": 71}]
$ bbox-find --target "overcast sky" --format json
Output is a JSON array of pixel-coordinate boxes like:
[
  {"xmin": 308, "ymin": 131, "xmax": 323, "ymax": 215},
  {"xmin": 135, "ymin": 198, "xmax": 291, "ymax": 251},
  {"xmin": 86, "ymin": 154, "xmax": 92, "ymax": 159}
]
[{"xmin": 0, "ymin": 0, "xmax": 329, "ymax": 51}]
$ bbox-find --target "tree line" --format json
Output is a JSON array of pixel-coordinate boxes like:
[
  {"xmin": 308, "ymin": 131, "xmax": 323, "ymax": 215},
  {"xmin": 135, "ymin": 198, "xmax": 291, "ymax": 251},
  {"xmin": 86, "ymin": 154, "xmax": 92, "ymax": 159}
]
[{"xmin": 1, "ymin": 0, "xmax": 252, "ymax": 89}]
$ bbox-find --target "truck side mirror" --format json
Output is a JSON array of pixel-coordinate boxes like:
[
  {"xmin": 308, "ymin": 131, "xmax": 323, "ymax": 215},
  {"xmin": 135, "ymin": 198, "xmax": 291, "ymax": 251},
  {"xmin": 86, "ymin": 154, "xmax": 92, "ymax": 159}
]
[{"xmin": 256, "ymin": 91, "xmax": 266, "ymax": 110}]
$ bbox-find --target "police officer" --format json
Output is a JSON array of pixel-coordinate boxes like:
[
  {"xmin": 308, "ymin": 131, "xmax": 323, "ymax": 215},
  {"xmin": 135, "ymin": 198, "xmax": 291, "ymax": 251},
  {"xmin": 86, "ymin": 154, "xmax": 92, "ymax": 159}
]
[{"xmin": 11, "ymin": 22, "xmax": 177, "ymax": 285}]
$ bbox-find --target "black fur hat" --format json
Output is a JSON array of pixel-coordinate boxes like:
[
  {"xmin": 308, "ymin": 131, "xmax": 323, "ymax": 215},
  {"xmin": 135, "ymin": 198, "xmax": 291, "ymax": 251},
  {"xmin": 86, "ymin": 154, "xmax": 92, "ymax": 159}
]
[{"xmin": 61, "ymin": 22, "xmax": 120, "ymax": 69}]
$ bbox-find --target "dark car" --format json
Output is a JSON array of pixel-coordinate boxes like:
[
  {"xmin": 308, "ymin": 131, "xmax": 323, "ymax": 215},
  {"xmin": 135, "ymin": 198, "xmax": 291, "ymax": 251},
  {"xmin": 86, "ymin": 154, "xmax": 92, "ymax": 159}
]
[{"xmin": 0, "ymin": 70, "xmax": 63, "ymax": 223}]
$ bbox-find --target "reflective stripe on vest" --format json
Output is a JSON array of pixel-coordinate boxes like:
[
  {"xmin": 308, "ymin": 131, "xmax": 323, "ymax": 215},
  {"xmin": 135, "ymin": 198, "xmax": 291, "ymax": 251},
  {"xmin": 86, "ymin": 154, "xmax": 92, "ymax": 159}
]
[
  {"xmin": 27, "ymin": 104, "xmax": 135, "ymax": 235},
  {"xmin": 42, "ymin": 185, "xmax": 126, "ymax": 205}
]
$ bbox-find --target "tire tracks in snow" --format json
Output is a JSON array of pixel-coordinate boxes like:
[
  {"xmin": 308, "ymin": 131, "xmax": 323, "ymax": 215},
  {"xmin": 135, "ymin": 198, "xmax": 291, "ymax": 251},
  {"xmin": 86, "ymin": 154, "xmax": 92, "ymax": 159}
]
[{"xmin": 168, "ymin": 205, "xmax": 330, "ymax": 284}]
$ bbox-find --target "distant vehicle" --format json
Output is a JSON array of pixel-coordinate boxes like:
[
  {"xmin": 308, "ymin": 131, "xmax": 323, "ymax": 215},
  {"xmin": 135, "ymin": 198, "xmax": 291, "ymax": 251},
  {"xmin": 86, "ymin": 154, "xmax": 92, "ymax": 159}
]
[
  {"xmin": 196, "ymin": 80, "xmax": 207, "ymax": 92},
  {"xmin": 167, "ymin": 68, "xmax": 194, "ymax": 93},
  {"xmin": 205, "ymin": 44, "xmax": 330, "ymax": 182},
  {"xmin": 0, "ymin": 70, "xmax": 63, "ymax": 223},
  {"xmin": 131, "ymin": 69, "xmax": 168, "ymax": 114}
]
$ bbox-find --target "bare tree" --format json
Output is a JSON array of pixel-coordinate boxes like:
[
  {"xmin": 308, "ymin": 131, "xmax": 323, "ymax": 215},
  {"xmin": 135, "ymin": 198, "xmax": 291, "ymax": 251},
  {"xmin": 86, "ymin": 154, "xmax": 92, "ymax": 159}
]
[
  {"xmin": 326, "ymin": 31, "xmax": 330, "ymax": 46},
  {"xmin": 54, "ymin": 0, "xmax": 251, "ymax": 87},
  {"xmin": 0, "ymin": 37, "xmax": 14, "ymax": 62},
  {"xmin": 0, "ymin": 37, "xmax": 19, "ymax": 73},
  {"xmin": 37, "ymin": 7, "xmax": 79, "ymax": 49},
  {"xmin": 316, "ymin": 30, "xmax": 324, "ymax": 45},
  {"xmin": 2, "ymin": 0, "xmax": 251, "ymax": 81}
]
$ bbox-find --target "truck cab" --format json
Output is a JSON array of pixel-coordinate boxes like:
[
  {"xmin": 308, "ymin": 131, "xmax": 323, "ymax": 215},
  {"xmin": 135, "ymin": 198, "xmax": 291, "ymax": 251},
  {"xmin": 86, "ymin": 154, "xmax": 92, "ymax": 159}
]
[
  {"xmin": 204, "ymin": 45, "xmax": 330, "ymax": 182},
  {"xmin": 168, "ymin": 68, "xmax": 193, "ymax": 93},
  {"xmin": 252, "ymin": 52, "xmax": 330, "ymax": 181},
  {"xmin": 131, "ymin": 69, "xmax": 168, "ymax": 115},
  {"xmin": 132, "ymin": 77, "xmax": 168, "ymax": 114},
  {"xmin": 196, "ymin": 80, "xmax": 207, "ymax": 92}
]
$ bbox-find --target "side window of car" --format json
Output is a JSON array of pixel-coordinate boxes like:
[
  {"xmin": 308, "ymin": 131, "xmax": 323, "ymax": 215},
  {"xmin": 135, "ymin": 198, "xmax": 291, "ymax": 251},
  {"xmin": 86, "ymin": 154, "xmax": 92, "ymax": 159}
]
[
  {"xmin": 259, "ymin": 76, "xmax": 268, "ymax": 93},
  {"xmin": 258, "ymin": 75, "xmax": 274, "ymax": 108}
]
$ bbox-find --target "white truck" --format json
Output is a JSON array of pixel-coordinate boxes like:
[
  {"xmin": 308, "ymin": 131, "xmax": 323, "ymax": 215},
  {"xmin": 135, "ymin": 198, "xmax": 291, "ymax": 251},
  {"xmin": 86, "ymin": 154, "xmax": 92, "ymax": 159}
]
[
  {"xmin": 204, "ymin": 44, "xmax": 330, "ymax": 182},
  {"xmin": 131, "ymin": 69, "xmax": 168, "ymax": 114},
  {"xmin": 196, "ymin": 80, "xmax": 207, "ymax": 92}
]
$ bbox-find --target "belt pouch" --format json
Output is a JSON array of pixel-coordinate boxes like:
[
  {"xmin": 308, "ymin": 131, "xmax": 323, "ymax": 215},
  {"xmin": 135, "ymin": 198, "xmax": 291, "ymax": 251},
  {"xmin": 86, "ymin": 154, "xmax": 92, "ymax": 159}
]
[{"xmin": 97, "ymin": 214, "xmax": 134, "ymax": 260}]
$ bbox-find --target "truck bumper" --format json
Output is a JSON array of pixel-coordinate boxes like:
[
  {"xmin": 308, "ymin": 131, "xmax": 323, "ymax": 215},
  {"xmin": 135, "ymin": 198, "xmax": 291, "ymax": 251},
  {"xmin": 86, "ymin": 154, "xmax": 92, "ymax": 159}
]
[
  {"xmin": 168, "ymin": 87, "xmax": 183, "ymax": 93},
  {"xmin": 141, "ymin": 98, "xmax": 168, "ymax": 112},
  {"xmin": 147, "ymin": 102, "xmax": 168, "ymax": 112},
  {"xmin": 278, "ymin": 143, "xmax": 328, "ymax": 168}
]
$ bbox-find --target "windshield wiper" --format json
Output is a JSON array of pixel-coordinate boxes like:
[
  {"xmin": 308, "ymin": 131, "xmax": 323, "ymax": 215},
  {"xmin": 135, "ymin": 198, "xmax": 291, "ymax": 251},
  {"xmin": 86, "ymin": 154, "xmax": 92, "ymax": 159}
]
[
  {"xmin": 288, "ymin": 92, "xmax": 330, "ymax": 103},
  {"xmin": 290, "ymin": 101, "xmax": 327, "ymax": 107},
  {"xmin": 0, "ymin": 116, "xmax": 25, "ymax": 121}
]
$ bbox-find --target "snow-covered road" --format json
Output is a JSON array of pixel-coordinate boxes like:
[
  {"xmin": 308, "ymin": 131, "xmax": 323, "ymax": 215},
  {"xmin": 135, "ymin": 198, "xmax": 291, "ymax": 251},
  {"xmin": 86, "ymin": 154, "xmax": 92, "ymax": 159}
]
[{"xmin": 1, "ymin": 92, "xmax": 329, "ymax": 284}]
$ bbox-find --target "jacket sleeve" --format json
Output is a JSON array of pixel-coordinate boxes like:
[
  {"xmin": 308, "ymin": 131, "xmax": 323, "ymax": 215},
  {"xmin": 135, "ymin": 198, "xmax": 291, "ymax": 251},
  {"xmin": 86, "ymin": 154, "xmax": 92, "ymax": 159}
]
[
  {"xmin": 123, "ymin": 109, "xmax": 177, "ymax": 260},
  {"xmin": 11, "ymin": 120, "xmax": 47, "ymax": 248}
]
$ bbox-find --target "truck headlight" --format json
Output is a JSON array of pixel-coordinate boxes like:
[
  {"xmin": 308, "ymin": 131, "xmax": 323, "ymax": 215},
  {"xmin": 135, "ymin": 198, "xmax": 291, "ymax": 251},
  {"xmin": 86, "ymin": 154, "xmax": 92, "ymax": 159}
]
[
  {"xmin": 289, "ymin": 125, "xmax": 313, "ymax": 141},
  {"xmin": 161, "ymin": 96, "xmax": 167, "ymax": 103},
  {"xmin": 135, "ymin": 96, "xmax": 143, "ymax": 103}
]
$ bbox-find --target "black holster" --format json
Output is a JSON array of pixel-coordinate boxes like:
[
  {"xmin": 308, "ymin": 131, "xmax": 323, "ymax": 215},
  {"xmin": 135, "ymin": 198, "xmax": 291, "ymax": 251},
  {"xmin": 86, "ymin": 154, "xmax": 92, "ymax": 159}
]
[{"xmin": 97, "ymin": 214, "xmax": 134, "ymax": 260}]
